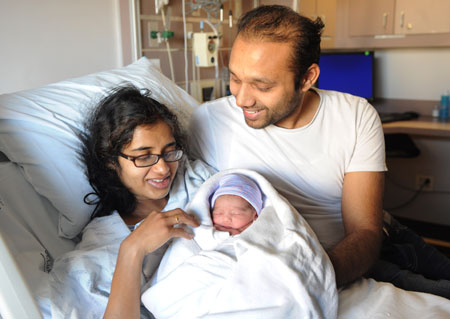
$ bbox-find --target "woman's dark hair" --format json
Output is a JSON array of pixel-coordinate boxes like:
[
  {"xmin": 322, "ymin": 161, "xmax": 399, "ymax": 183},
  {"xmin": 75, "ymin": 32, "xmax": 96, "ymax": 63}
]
[
  {"xmin": 79, "ymin": 85, "xmax": 187, "ymax": 219},
  {"xmin": 237, "ymin": 5, "xmax": 324, "ymax": 90}
]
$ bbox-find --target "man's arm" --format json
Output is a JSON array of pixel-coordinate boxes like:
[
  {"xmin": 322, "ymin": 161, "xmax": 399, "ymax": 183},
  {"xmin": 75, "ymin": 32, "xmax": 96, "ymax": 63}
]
[{"xmin": 327, "ymin": 171, "xmax": 385, "ymax": 287}]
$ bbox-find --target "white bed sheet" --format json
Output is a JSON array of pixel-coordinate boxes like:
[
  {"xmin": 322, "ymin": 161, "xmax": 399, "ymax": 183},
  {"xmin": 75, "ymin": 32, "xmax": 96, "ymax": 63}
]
[{"xmin": 338, "ymin": 277, "xmax": 450, "ymax": 318}]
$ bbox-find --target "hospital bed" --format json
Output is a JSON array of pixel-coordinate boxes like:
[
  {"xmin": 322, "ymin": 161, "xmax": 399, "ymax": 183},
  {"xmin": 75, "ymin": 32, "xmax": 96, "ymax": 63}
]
[{"xmin": 0, "ymin": 57, "xmax": 449, "ymax": 318}]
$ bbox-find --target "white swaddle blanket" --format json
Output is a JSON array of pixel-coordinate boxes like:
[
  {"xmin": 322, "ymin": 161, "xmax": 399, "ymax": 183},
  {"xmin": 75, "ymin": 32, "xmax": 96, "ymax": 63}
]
[{"xmin": 142, "ymin": 169, "xmax": 338, "ymax": 319}]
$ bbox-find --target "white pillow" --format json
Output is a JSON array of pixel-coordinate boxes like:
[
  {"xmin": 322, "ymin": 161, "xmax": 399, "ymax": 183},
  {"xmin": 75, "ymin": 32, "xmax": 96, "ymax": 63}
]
[{"xmin": 0, "ymin": 57, "xmax": 199, "ymax": 238}]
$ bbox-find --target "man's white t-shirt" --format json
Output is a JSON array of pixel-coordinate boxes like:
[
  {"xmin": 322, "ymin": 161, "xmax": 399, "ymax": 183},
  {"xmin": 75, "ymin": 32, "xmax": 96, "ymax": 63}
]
[{"xmin": 189, "ymin": 89, "xmax": 387, "ymax": 249}]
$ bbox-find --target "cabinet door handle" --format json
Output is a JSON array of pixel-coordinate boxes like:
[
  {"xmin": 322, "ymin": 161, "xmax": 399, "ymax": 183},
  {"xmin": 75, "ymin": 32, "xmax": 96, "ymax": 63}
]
[
  {"xmin": 383, "ymin": 13, "xmax": 388, "ymax": 28},
  {"xmin": 400, "ymin": 11, "xmax": 405, "ymax": 28}
]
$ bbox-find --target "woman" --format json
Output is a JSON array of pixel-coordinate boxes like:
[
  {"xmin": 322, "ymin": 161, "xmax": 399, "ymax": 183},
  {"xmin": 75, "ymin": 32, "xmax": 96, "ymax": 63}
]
[{"xmin": 79, "ymin": 85, "xmax": 213, "ymax": 318}]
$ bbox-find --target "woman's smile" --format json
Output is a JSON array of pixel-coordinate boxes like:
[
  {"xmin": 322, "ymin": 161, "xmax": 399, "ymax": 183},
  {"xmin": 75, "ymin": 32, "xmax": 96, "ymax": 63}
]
[{"xmin": 146, "ymin": 175, "xmax": 172, "ymax": 189}]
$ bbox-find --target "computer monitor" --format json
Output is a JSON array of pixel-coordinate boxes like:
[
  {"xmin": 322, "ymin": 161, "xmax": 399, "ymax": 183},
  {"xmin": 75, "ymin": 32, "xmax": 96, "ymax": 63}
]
[{"xmin": 317, "ymin": 51, "xmax": 374, "ymax": 101}]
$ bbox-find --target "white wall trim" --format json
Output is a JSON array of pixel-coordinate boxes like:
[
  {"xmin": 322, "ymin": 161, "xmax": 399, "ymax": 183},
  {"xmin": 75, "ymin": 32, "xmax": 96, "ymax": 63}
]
[{"xmin": 130, "ymin": 0, "xmax": 140, "ymax": 62}]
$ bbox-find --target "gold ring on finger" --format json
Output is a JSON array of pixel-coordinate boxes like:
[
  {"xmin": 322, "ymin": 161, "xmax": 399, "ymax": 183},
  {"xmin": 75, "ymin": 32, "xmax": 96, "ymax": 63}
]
[{"xmin": 175, "ymin": 215, "xmax": 180, "ymax": 224}]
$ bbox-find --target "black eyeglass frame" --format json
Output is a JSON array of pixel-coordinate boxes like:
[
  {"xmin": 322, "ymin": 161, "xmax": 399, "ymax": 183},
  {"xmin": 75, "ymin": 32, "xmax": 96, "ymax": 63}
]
[{"xmin": 118, "ymin": 149, "xmax": 184, "ymax": 168}]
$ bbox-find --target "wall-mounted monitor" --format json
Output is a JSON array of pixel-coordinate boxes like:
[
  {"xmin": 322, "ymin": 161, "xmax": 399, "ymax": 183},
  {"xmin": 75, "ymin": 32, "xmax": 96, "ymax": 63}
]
[{"xmin": 317, "ymin": 51, "xmax": 374, "ymax": 101}]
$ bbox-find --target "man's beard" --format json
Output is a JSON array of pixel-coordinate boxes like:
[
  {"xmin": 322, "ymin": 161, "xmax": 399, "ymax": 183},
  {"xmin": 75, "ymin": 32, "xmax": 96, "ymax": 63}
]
[{"xmin": 243, "ymin": 90, "xmax": 303, "ymax": 129}]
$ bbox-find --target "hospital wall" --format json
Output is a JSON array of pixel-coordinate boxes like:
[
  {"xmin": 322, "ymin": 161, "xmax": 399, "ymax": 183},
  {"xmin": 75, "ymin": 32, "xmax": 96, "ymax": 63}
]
[{"xmin": 0, "ymin": 0, "xmax": 128, "ymax": 94}]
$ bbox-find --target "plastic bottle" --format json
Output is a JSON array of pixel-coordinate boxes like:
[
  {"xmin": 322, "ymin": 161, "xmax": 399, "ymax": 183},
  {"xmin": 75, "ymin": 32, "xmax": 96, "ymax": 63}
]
[
  {"xmin": 432, "ymin": 105, "xmax": 440, "ymax": 118},
  {"xmin": 439, "ymin": 91, "xmax": 449, "ymax": 119}
]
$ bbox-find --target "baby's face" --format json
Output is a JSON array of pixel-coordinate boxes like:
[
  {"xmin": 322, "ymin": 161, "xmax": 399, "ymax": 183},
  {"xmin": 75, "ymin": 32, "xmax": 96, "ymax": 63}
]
[{"xmin": 212, "ymin": 195, "xmax": 258, "ymax": 235}]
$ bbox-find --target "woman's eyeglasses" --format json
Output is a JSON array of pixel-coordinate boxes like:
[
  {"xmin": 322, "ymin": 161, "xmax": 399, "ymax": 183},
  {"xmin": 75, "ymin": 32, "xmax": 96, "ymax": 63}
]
[{"xmin": 119, "ymin": 149, "xmax": 183, "ymax": 168}]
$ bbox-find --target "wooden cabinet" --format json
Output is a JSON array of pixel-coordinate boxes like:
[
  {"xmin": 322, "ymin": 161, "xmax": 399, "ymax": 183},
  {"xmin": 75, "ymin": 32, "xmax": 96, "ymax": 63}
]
[
  {"xmin": 299, "ymin": 0, "xmax": 337, "ymax": 48},
  {"xmin": 348, "ymin": 0, "xmax": 395, "ymax": 36},
  {"xmin": 348, "ymin": 0, "xmax": 450, "ymax": 37},
  {"xmin": 394, "ymin": 0, "xmax": 450, "ymax": 35},
  {"xmin": 317, "ymin": 0, "xmax": 337, "ymax": 39},
  {"xmin": 337, "ymin": 0, "xmax": 450, "ymax": 49}
]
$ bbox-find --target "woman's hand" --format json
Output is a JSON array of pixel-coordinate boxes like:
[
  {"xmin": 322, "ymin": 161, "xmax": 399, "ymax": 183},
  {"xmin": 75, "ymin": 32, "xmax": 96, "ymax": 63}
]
[
  {"xmin": 122, "ymin": 208, "xmax": 200, "ymax": 258},
  {"xmin": 104, "ymin": 209, "xmax": 199, "ymax": 319}
]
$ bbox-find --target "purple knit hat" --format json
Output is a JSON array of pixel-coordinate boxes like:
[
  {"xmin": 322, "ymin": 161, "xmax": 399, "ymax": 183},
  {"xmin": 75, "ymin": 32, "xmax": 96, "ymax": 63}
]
[{"xmin": 210, "ymin": 174, "xmax": 263, "ymax": 215}]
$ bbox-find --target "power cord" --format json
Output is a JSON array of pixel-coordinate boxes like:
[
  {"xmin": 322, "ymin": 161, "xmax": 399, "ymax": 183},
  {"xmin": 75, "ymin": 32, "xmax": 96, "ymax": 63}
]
[
  {"xmin": 384, "ymin": 177, "xmax": 430, "ymax": 210},
  {"xmin": 386, "ymin": 173, "xmax": 450, "ymax": 194}
]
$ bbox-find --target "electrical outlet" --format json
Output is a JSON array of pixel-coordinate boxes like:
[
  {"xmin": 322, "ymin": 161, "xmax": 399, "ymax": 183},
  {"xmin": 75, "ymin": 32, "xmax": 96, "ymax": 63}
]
[{"xmin": 416, "ymin": 175, "xmax": 434, "ymax": 191}]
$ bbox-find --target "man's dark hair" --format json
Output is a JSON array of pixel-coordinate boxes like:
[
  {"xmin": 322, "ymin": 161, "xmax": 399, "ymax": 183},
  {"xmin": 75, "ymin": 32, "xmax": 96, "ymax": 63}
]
[
  {"xmin": 78, "ymin": 85, "xmax": 186, "ymax": 219},
  {"xmin": 237, "ymin": 5, "xmax": 324, "ymax": 90}
]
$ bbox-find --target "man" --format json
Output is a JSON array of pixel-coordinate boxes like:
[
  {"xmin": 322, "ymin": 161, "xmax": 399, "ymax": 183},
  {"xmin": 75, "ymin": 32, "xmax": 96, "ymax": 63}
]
[{"xmin": 189, "ymin": 5, "xmax": 386, "ymax": 287}]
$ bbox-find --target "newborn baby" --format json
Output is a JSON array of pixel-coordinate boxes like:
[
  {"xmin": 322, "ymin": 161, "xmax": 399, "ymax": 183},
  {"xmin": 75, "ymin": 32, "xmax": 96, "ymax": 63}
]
[{"xmin": 210, "ymin": 173, "xmax": 263, "ymax": 235}]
